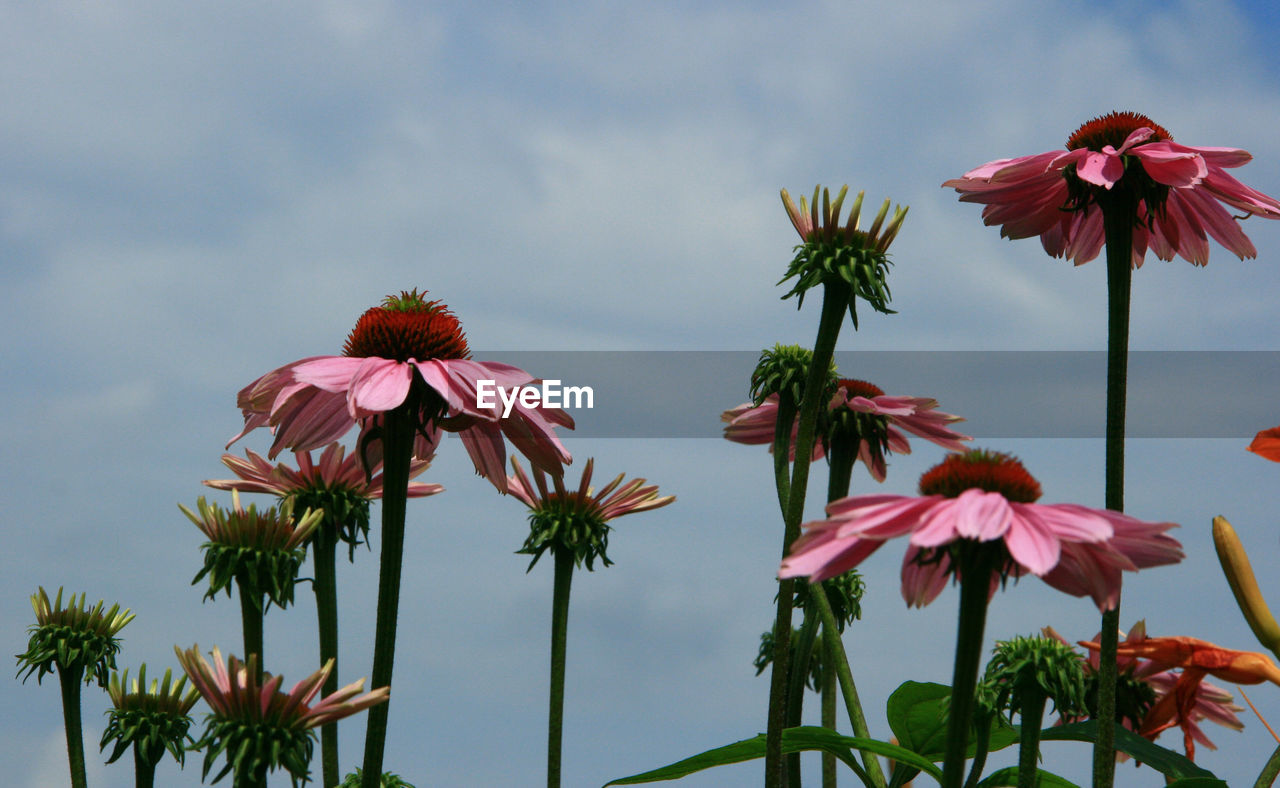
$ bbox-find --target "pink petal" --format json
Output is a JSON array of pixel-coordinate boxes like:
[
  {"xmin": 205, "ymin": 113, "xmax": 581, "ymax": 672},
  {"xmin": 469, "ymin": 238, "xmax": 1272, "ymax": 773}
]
[{"xmin": 346, "ymin": 357, "xmax": 413, "ymax": 418}]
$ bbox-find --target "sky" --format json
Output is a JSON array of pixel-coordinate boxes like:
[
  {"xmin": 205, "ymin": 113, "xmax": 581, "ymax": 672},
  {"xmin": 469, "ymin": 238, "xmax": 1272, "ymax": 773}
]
[{"xmin": 4, "ymin": 0, "xmax": 1280, "ymax": 785}]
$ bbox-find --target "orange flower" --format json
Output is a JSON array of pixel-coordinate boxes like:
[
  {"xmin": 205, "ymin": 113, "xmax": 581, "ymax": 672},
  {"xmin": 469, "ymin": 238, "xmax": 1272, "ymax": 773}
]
[
  {"xmin": 1079, "ymin": 635, "xmax": 1280, "ymax": 759},
  {"xmin": 1248, "ymin": 426, "xmax": 1280, "ymax": 462}
]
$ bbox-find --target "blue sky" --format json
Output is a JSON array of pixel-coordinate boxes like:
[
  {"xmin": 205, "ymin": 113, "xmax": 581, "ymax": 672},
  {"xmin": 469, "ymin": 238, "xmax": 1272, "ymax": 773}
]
[{"xmin": 5, "ymin": 1, "xmax": 1280, "ymax": 785}]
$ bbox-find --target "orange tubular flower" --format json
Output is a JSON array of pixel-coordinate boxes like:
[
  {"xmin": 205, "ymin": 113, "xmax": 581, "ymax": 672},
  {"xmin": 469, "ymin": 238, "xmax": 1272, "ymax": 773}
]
[{"xmin": 1079, "ymin": 635, "xmax": 1280, "ymax": 759}]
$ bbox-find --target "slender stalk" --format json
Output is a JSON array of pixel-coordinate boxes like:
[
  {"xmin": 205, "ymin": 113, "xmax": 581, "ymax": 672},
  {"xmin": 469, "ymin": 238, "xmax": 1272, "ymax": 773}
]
[
  {"xmin": 361, "ymin": 405, "xmax": 415, "ymax": 788},
  {"xmin": 236, "ymin": 579, "xmax": 266, "ymax": 787},
  {"xmin": 237, "ymin": 579, "xmax": 264, "ymax": 681},
  {"xmin": 1256, "ymin": 744, "xmax": 1280, "ymax": 788},
  {"xmin": 772, "ymin": 396, "xmax": 797, "ymax": 519},
  {"xmin": 313, "ymin": 518, "xmax": 342, "ymax": 788},
  {"xmin": 1016, "ymin": 690, "xmax": 1047, "ymax": 788},
  {"xmin": 821, "ymin": 638, "xmax": 837, "ymax": 788},
  {"xmin": 822, "ymin": 427, "xmax": 856, "ymax": 788},
  {"xmin": 962, "ymin": 715, "xmax": 993, "ymax": 788},
  {"xmin": 785, "ymin": 605, "xmax": 820, "ymax": 787},
  {"xmin": 58, "ymin": 664, "xmax": 88, "ymax": 788},
  {"xmin": 941, "ymin": 552, "xmax": 996, "ymax": 788},
  {"xmin": 766, "ymin": 280, "xmax": 850, "ymax": 787},
  {"xmin": 811, "ymin": 581, "xmax": 885, "ymax": 788},
  {"xmin": 133, "ymin": 745, "xmax": 156, "ymax": 788},
  {"xmin": 547, "ymin": 545, "xmax": 575, "ymax": 788},
  {"xmin": 1093, "ymin": 193, "xmax": 1134, "ymax": 788}
]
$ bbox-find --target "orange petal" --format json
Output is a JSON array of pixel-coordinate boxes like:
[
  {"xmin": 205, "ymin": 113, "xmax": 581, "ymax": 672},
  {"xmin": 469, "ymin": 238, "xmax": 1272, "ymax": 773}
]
[{"xmin": 1248, "ymin": 426, "xmax": 1280, "ymax": 462}]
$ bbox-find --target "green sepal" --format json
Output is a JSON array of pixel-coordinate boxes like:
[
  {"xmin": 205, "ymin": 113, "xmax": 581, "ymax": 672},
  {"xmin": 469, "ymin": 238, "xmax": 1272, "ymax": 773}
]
[
  {"xmin": 16, "ymin": 623, "xmax": 123, "ymax": 688},
  {"xmin": 100, "ymin": 706, "xmax": 195, "ymax": 767},
  {"xmin": 191, "ymin": 542, "xmax": 306, "ymax": 610},
  {"xmin": 778, "ymin": 240, "xmax": 895, "ymax": 325},
  {"xmin": 195, "ymin": 714, "xmax": 314, "ymax": 785},
  {"xmin": 517, "ymin": 509, "xmax": 612, "ymax": 572}
]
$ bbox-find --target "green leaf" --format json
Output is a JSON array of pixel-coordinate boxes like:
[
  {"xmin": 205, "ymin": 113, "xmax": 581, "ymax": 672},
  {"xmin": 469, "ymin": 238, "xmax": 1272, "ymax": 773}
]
[
  {"xmin": 1162, "ymin": 780, "xmax": 1230, "ymax": 788},
  {"xmin": 1038, "ymin": 721, "xmax": 1218, "ymax": 781},
  {"xmin": 885, "ymin": 681, "xmax": 1017, "ymax": 761},
  {"xmin": 602, "ymin": 727, "xmax": 942, "ymax": 786},
  {"xmin": 975, "ymin": 766, "xmax": 1080, "ymax": 787}
]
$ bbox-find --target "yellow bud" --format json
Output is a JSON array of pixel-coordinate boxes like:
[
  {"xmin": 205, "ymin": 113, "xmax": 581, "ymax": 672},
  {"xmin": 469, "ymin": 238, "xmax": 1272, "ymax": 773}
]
[{"xmin": 1213, "ymin": 515, "xmax": 1280, "ymax": 659}]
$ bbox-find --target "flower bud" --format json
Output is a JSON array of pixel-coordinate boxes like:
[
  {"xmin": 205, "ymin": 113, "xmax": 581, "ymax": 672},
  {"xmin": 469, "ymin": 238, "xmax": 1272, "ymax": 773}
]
[{"xmin": 1213, "ymin": 515, "xmax": 1280, "ymax": 658}]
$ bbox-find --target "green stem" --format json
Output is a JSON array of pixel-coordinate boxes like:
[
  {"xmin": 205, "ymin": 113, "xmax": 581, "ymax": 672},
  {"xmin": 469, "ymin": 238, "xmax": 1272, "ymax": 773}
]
[
  {"xmin": 133, "ymin": 745, "xmax": 156, "ymax": 788},
  {"xmin": 58, "ymin": 664, "xmax": 87, "ymax": 788},
  {"xmin": 237, "ymin": 578, "xmax": 264, "ymax": 682},
  {"xmin": 941, "ymin": 550, "xmax": 996, "ymax": 788},
  {"xmin": 785, "ymin": 604, "xmax": 821, "ymax": 787},
  {"xmin": 361, "ymin": 405, "xmax": 415, "ymax": 788},
  {"xmin": 548, "ymin": 545, "xmax": 575, "ymax": 788},
  {"xmin": 766, "ymin": 280, "xmax": 850, "ymax": 788},
  {"xmin": 772, "ymin": 396, "xmax": 797, "ymax": 519},
  {"xmin": 1016, "ymin": 690, "xmax": 1047, "ymax": 788},
  {"xmin": 1255, "ymin": 743, "xmax": 1280, "ymax": 788},
  {"xmin": 821, "ymin": 637, "xmax": 837, "ymax": 788},
  {"xmin": 962, "ymin": 715, "xmax": 993, "ymax": 788},
  {"xmin": 822, "ymin": 434, "xmax": 859, "ymax": 788},
  {"xmin": 236, "ymin": 578, "xmax": 266, "ymax": 787},
  {"xmin": 313, "ymin": 518, "xmax": 341, "ymax": 788},
  {"xmin": 1093, "ymin": 193, "xmax": 1134, "ymax": 788},
  {"xmin": 811, "ymin": 581, "xmax": 885, "ymax": 788}
]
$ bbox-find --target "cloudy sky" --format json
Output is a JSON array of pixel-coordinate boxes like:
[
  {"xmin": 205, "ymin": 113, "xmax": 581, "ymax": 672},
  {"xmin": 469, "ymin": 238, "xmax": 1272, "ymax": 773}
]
[{"xmin": 5, "ymin": 1, "xmax": 1280, "ymax": 785}]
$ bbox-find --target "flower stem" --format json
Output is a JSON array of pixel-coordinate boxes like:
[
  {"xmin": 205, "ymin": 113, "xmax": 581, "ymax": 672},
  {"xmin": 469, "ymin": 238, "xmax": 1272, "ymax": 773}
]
[
  {"xmin": 313, "ymin": 517, "xmax": 342, "ymax": 788},
  {"xmin": 1256, "ymin": 743, "xmax": 1280, "ymax": 788},
  {"xmin": 236, "ymin": 579, "xmax": 267, "ymax": 787},
  {"xmin": 237, "ymin": 578, "xmax": 264, "ymax": 681},
  {"xmin": 941, "ymin": 551, "xmax": 996, "ymax": 788},
  {"xmin": 766, "ymin": 279, "xmax": 849, "ymax": 787},
  {"xmin": 133, "ymin": 745, "xmax": 156, "ymax": 788},
  {"xmin": 821, "ymin": 638, "xmax": 837, "ymax": 788},
  {"xmin": 1093, "ymin": 192, "xmax": 1134, "ymax": 788},
  {"xmin": 58, "ymin": 663, "xmax": 87, "ymax": 788},
  {"xmin": 785, "ymin": 603, "xmax": 821, "ymax": 787},
  {"xmin": 361, "ymin": 405, "xmax": 415, "ymax": 788},
  {"xmin": 811, "ymin": 582, "xmax": 885, "ymax": 788},
  {"xmin": 547, "ymin": 544, "xmax": 575, "ymax": 788},
  {"xmin": 1016, "ymin": 690, "xmax": 1047, "ymax": 788}
]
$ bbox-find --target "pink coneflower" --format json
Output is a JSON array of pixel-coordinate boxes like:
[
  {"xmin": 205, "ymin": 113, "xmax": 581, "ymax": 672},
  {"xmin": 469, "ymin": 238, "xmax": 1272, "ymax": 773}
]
[
  {"xmin": 779, "ymin": 450, "xmax": 1183, "ymax": 610},
  {"xmin": 722, "ymin": 379, "xmax": 970, "ymax": 481},
  {"xmin": 176, "ymin": 645, "xmax": 388, "ymax": 783},
  {"xmin": 507, "ymin": 456, "xmax": 675, "ymax": 569},
  {"xmin": 944, "ymin": 111, "xmax": 1280, "ymax": 266},
  {"xmin": 230, "ymin": 290, "xmax": 572, "ymax": 492}
]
